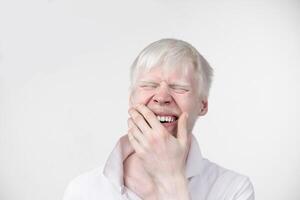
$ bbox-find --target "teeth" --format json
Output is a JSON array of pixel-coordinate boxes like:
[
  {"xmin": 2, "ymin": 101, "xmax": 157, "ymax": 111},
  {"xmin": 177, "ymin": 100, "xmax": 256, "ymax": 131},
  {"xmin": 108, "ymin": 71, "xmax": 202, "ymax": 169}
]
[
  {"xmin": 156, "ymin": 115, "xmax": 176, "ymax": 123},
  {"xmin": 157, "ymin": 116, "xmax": 161, "ymax": 121},
  {"xmin": 166, "ymin": 116, "xmax": 170, "ymax": 122}
]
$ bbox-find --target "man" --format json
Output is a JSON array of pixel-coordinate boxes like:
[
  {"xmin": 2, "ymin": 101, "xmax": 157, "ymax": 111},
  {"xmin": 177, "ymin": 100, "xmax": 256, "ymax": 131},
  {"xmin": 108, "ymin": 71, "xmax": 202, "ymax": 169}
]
[{"xmin": 63, "ymin": 39, "xmax": 255, "ymax": 200}]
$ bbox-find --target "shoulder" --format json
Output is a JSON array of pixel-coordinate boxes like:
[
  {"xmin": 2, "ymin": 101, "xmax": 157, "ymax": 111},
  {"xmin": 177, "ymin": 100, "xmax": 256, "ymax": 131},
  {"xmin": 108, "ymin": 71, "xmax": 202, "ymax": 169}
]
[
  {"xmin": 62, "ymin": 167, "xmax": 110, "ymax": 200},
  {"xmin": 200, "ymin": 159, "xmax": 255, "ymax": 200}
]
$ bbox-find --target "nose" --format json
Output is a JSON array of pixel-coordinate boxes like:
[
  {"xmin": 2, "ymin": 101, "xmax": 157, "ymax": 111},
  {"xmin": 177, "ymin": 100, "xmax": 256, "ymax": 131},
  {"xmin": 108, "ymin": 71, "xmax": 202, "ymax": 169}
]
[{"xmin": 152, "ymin": 82, "xmax": 172, "ymax": 105}]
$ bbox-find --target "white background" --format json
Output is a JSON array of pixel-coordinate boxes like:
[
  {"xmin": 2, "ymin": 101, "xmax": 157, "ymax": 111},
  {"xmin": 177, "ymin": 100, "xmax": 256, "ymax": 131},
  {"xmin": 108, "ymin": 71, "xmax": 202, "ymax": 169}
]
[{"xmin": 0, "ymin": 0, "xmax": 299, "ymax": 200}]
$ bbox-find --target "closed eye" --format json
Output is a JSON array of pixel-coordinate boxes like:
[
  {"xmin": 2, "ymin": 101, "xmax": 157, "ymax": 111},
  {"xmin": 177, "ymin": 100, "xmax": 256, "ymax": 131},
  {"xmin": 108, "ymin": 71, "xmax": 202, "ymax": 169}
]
[
  {"xmin": 170, "ymin": 86, "xmax": 190, "ymax": 93},
  {"xmin": 140, "ymin": 85, "xmax": 157, "ymax": 88},
  {"xmin": 139, "ymin": 82, "xmax": 159, "ymax": 90}
]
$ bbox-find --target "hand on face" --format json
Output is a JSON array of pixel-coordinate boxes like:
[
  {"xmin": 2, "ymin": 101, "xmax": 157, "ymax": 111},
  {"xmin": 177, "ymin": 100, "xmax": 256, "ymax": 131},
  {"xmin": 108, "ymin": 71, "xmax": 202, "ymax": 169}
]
[{"xmin": 127, "ymin": 104, "xmax": 190, "ymax": 183}]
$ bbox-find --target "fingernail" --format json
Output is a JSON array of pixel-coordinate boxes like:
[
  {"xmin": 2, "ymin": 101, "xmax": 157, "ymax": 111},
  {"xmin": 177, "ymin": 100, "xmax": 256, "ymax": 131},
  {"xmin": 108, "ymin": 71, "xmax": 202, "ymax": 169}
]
[
  {"xmin": 135, "ymin": 103, "xmax": 143, "ymax": 108},
  {"xmin": 128, "ymin": 108, "xmax": 134, "ymax": 114}
]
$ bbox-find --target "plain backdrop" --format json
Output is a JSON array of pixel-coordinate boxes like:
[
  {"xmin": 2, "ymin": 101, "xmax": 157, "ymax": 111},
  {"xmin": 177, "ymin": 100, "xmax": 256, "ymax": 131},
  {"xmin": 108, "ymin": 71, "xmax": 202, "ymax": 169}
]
[{"xmin": 0, "ymin": 0, "xmax": 300, "ymax": 200}]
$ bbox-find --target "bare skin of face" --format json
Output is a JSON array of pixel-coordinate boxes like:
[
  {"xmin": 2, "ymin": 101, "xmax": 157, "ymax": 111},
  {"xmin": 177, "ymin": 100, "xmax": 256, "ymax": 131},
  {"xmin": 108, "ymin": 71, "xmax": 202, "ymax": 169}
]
[{"xmin": 124, "ymin": 64, "xmax": 208, "ymax": 200}]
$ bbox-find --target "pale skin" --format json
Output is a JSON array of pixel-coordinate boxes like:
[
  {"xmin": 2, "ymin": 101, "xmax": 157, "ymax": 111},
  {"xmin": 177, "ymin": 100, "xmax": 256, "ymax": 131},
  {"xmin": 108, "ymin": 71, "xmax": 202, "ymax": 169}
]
[{"xmin": 124, "ymin": 64, "xmax": 208, "ymax": 200}]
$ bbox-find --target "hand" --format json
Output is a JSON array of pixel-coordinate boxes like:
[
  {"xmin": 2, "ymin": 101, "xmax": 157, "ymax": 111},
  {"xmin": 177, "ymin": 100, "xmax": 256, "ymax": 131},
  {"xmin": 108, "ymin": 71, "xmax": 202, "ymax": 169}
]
[{"xmin": 127, "ymin": 104, "xmax": 189, "ymax": 186}]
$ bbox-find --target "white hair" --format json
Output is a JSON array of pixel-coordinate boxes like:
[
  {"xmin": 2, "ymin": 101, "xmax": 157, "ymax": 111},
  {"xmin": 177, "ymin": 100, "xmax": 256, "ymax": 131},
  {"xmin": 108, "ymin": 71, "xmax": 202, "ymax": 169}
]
[{"xmin": 130, "ymin": 38, "xmax": 213, "ymax": 98}]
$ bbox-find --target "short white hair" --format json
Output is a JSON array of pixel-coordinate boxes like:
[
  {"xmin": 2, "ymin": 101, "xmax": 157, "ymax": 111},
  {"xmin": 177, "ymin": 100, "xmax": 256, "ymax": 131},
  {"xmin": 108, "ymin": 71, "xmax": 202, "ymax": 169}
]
[{"xmin": 130, "ymin": 38, "xmax": 213, "ymax": 98}]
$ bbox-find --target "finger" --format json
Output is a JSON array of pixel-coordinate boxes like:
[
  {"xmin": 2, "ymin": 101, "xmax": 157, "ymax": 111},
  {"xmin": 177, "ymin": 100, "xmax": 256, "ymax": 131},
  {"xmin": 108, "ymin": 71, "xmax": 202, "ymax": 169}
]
[
  {"xmin": 128, "ymin": 108, "xmax": 151, "ymax": 134},
  {"xmin": 177, "ymin": 112, "xmax": 188, "ymax": 145},
  {"xmin": 128, "ymin": 118, "xmax": 148, "ymax": 147},
  {"xmin": 128, "ymin": 131, "xmax": 144, "ymax": 155},
  {"xmin": 135, "ymin": 104, "xmax": 162, "ymax": 130}
]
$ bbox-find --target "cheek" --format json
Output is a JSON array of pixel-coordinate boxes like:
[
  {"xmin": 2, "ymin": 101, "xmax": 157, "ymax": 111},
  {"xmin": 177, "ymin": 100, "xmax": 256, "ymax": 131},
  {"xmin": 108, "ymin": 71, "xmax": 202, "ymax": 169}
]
[
  {"xmin": 174, "ymin": 95, "xmax": 200, "ymax": 116},
  {"xmin": 174, "ymin": 93, "xmax": 196, "ymax": 109},
  {"xmin": 174, "ymin": 99, "xmax": 198, "ymax": 132},
  {"xmin": 130, "ymin": 89, "xmax": 154, "ymax": 106}
]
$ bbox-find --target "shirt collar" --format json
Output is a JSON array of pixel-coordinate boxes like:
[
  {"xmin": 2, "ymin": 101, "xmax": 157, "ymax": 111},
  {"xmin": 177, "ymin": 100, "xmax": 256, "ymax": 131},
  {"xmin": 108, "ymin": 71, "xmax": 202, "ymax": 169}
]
[{"xmin": 103, "ymin": 134, "xmax": 204, "ymax": 190}]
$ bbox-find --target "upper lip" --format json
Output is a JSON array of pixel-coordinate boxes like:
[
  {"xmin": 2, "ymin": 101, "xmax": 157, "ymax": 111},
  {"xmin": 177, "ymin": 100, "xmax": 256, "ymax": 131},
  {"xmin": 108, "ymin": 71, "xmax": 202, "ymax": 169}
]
[{"xmin": 150, "ymin": 110, "xmax": 179, "ymax": 118}]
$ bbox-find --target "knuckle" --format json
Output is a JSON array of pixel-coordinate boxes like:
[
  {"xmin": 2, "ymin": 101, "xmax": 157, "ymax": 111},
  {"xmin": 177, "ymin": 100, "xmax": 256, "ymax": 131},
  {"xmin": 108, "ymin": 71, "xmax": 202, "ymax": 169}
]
[
  {"xmin": 144, "ymin": 110, "xmax": 152, "ymax": 119},
  {"xmin": 127, "ymin": 118, "xmax": 133, "ymax": 124},
  {"xmin": 128, "ymin": 133, "xmax": 134, "ymax": 141},
  {"xmin": 133, "ymin": 114, "xmax": 143, "ymax": 122},
  {"xmin": 128, "ymin": 127, "xmax": 133, "ymax": 133},
  {"xmin": 148, "ymin": 135, "xmax": 159, "ymax": 145},
  {"xmin": 131, "ymin": 129, "xmax": 138, "ymax": 137}
]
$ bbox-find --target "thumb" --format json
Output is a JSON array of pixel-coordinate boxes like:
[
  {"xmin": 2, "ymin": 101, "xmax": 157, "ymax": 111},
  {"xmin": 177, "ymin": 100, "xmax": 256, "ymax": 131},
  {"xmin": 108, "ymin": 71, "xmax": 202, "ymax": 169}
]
[{"xmin": 177, "ymin": 112, "xmax": 188, "ymax": 145}]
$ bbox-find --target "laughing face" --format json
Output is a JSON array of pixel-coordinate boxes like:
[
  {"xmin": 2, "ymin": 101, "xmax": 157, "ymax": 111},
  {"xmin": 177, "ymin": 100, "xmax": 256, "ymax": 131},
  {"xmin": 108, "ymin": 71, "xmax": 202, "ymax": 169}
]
[{"xmin": 129, "ymin": 64, "xmax": 208, "ymax": 136}]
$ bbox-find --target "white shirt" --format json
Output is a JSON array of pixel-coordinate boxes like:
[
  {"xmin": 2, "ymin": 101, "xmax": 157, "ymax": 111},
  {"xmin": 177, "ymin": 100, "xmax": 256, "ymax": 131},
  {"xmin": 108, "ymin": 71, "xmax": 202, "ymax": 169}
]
[{"xmin": 63, "ymin": 134, "xmax": 255, "ymax": 200}]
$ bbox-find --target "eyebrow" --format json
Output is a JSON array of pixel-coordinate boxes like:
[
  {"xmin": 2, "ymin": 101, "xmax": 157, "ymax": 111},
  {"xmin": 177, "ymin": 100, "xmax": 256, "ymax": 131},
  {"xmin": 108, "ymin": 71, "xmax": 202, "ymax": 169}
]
[{"xmin": 169, "ymin": 83, "xmax": 191, "ymax": 88}]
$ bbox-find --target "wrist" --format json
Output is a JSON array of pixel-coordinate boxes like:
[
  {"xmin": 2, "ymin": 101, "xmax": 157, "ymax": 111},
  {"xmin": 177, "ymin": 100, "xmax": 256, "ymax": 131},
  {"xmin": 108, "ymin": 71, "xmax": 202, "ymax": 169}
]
[
  {"xmin": 154, "ymin": 173, "xmax": 190, "ymax": 200},
  {"xmin": 155, "ymin": 171, "xmax": 185, "ymax": 185}
]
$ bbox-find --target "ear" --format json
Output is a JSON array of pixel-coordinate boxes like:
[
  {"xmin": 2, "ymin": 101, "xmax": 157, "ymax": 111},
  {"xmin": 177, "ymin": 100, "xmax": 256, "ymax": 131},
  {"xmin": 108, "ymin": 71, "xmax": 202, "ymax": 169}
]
[
  {"xmin": 128, "ymin": 92, "xmax": 133, "ymax": 107},
  {"xmin": 198, "ymin": 99, "xmax": 208, "ymax": 116}
]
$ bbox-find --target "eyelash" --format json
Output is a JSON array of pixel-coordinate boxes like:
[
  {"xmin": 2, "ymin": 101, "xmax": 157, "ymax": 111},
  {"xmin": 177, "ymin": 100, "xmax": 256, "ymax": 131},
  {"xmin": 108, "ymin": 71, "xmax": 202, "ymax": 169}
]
[
  {"xmin": 140, "ymin": 84, "xmax": 158, "ymax": 89},
  {"xmin": 171, "ymin": 87, "xmax": 189, "ymax": 93},
  {"xmin": 140, "ymin": 85, "xmax": 189, "ymax": 93}
]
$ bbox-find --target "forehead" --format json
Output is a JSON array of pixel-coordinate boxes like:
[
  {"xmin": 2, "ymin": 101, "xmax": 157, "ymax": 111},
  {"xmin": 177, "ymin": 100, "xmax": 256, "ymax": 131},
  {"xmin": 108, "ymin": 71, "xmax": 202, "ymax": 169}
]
[{"xmin": 137, "ymin": 64, "xmax": 197, "ymax": 84}]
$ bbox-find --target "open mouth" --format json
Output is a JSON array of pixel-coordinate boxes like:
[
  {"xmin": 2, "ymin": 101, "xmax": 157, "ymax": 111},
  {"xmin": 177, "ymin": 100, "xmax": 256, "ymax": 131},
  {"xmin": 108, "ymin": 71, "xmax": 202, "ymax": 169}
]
[{"xmin": 156, "ymin": 115, "xmax": 178, "ymax": 124}]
